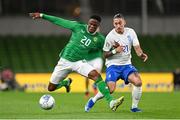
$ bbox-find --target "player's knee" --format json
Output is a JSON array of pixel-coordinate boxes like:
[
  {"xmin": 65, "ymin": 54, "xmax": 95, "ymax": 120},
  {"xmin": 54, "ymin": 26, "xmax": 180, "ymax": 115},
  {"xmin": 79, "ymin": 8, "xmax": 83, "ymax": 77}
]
[
  {"xmin": 88, "ymin": 70, "xmax": 100, "ymax": 80},
  {"xmin": 109, "ymin": 89, "xmax": 115, "ymax": 94},
  {"xmin": 48, "ymin": 84, "xmax": 56, "ymax": 92},
  {"xmin": 108, "ymin": 84, "xmax": 115, "ymax": 94},
  {"xmin": 48, "ymin": 87, "xmax": 55, "ymax": 92},
  {"xmin": 134, "ymin": 80, "xmax": 142, "ymax": 87}
]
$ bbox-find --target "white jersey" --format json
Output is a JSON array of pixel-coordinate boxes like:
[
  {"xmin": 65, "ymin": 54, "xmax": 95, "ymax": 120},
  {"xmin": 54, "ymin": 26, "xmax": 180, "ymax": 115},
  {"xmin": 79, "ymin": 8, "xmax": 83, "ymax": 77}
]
[{"xmin": 103, "ymin": 27, "xmax": 139, "ymax": 67}]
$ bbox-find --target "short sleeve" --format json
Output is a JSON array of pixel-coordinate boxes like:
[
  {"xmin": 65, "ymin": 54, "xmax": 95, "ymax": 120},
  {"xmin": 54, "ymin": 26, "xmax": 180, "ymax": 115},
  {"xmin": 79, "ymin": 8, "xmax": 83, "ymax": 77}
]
[{"xmin": 103, "ymin": 34, "xmax": 113, "ymax": 51}]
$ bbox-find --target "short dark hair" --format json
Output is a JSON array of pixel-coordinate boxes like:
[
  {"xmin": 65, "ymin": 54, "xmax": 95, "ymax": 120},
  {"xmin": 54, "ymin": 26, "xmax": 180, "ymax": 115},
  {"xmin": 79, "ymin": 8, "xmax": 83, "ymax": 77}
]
[
  {"xmin": 113, "ymin": 13, "xmax": 124, "ymax": 19},
  {"xmin": 90, "ymin": 15, "xmax": 101, "ymax": 23}
]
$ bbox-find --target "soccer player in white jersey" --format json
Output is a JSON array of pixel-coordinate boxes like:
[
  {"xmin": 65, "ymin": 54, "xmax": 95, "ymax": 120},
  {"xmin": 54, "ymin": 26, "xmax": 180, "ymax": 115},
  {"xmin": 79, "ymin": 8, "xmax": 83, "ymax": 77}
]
[{"xmin": 85, "ymin": 13, "xmax": 148, "ymax": 112}]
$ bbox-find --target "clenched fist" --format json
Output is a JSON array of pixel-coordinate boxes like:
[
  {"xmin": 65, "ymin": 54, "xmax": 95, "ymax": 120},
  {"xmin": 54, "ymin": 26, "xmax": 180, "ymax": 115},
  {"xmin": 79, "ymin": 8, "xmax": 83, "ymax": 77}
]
[{"xmin": 29, "ymin": 12, "xmax": 42, "ymax": 19}]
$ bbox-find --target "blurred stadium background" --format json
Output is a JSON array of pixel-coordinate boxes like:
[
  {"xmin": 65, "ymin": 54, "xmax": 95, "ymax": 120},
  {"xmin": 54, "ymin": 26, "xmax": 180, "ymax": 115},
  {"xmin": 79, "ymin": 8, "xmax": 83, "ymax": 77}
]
[
  {"xmin": 0, "ymin": 0, "xmax": 180, "ymax": 69},
  {"xmin": 0, "ymin": 0, "xmax": 180, "ymax": 119}
]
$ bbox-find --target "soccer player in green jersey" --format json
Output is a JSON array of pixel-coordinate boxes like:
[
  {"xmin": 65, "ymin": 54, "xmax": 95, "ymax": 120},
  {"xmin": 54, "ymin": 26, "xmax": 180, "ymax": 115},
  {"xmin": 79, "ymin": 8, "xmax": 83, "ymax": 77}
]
[{"xmin": 29, "ymin": 12, "xmax": 124, "ymax": 111}]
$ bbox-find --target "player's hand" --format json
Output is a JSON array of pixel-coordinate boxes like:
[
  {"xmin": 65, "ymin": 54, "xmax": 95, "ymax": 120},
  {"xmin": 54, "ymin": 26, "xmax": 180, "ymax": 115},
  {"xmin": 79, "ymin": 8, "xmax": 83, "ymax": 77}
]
[
  {"xmin": 29, "ymin": 12, "xmax": 41, "ymax": 19},
  {"xmin": 113, "ymin": 41, "xmax": 120, "ymax": 48},
  {"xmin": 140, "ymin": 53, "xmax": 148, "ymax": 62},
  {"xmin": 113, "ymin": 41, "xmax": 123, "ymax": 53},
  {"xmin": 115, "ymin": 45, "xmax": 124, "ymax": 53}
]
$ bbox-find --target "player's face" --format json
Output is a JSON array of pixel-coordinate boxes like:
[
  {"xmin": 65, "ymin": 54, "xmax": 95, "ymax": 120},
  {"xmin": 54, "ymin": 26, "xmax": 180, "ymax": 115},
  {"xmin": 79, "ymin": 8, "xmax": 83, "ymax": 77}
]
[
  {"xmin": 88, "ymin": 19, "xmax": 100, "ymax": 33},
  {"xmin": 113, "ymin": 18, "xmax": 126, "ymax": 34}
]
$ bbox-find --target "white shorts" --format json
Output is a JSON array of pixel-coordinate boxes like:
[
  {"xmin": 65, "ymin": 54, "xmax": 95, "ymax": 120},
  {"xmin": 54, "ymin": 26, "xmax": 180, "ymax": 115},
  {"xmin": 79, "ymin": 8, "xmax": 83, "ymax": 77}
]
[
  {"xmin": 50, "ymin": 58, "xmax": 96, "ymax": 84},
  {"xmin": 87, "ymin": 57, "xmax": 103, "ymax": 73}
]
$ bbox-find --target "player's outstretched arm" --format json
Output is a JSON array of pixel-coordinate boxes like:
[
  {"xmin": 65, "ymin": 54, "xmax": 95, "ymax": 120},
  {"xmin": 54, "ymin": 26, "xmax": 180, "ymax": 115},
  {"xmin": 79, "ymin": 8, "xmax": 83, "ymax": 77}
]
[
  {"xmin": 29, "ymin": 12, "xmax": 77, "ymax": 30},
  {"xmin": 134, "ymin": 45, "xmax": 148, "ymax": 62}
]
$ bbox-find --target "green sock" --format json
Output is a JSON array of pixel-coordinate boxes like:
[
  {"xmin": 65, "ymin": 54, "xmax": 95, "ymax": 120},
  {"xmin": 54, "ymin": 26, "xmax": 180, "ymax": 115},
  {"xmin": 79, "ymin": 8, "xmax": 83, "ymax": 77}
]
[
  {"xmin": 56, "ymin": 79, "xmax": 68, "ymax": 89},
  {"xmin": 95, "ymin": 76, "xmax": 113, "ymax": 103}
]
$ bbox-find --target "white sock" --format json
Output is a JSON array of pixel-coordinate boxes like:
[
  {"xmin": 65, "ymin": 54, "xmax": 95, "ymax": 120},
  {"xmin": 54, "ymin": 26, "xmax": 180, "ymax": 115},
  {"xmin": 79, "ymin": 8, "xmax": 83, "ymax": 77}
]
[
  {"xmin": 132, "ymin": 85, "xmax": 142, "ymax": 109},
  {"xmin": 92, "ymin": 91, "xmax": 104, "ymax": 103}
]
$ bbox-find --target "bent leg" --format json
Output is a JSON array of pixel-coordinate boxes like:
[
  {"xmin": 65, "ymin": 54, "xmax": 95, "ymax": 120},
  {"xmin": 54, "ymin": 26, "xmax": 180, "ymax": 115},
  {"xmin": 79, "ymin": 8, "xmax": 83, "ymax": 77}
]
[
  {"xmin": 75, "ymin": 60, "xmax": 123, "ymax": 111},
  {"xmin": 73, "ymin": 60, "xmax": 113, "ymax": 103},
  {"xmin": 107, "ymin": 81, "xmax": 116, "ymax": 94},
  {"xmin": 128, "ymin": 72, "xmax": 142, "ymax": 87},
  {"xmin": 128, "ymin": 72, "xmax": 142, "ymax": 110},
  {"xmin": 48, "ymin": 59, "xmax": 71, "ymax": 92},
  {"xmin": 92, "ymin": 81, "xmax": 116, "ymax": 102},
  {"xmin": 88, "ymin": 70, "xmax": 113, "ymax": 103},
  {"xmin": 85, "ymin": 80, "xmax": 117, "ymax": 112},
  {"xmin": 48, "ymin": 78, "xmax": 71, "ymax": 92}
]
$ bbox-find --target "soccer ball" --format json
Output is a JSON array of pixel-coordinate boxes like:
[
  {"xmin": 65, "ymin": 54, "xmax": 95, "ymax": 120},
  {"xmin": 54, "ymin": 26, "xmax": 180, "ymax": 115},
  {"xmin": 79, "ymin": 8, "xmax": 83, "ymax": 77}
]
[{"xmin": 39, "ymin": 94, "xmax": 55, "ymax": 110}]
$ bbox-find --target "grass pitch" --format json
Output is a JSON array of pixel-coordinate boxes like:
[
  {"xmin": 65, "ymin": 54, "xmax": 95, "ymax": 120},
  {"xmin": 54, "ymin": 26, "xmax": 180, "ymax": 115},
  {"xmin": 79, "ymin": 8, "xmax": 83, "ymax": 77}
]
[{"xmin": 0, "ymin": 92, "xmax": 180, "ymax": 119}]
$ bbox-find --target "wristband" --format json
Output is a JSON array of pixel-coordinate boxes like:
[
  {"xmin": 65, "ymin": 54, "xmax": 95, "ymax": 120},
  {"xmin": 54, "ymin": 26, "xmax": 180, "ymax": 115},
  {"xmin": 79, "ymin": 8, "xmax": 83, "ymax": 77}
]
[
  {"xmin": 112, "ymin": 49, "xmax": 117, "ymax": 54},
  {"xmin": 40, "ymin": 13, "xmax": 43, "ymax": 18}
]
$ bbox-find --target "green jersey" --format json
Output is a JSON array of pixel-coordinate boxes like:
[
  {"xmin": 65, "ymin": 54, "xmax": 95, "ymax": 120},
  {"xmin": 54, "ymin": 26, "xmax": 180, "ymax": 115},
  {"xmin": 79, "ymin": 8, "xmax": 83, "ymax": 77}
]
[{"xmin": 42, "ymin": 14, "xmax": 105, "ymax": 62}]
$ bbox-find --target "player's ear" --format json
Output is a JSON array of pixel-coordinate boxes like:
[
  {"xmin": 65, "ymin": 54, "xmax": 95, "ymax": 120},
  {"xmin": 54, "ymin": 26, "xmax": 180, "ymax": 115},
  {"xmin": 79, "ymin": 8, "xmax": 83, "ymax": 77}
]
[
  {"xmin": 113, "ymin": 20, "xmax": 116, "ymax": 27},
  {"xmin": 96, "ymin": 27, "xmax": 100, "ymax": 32},
  {"xmin": 124, "ymin": 19, "xmax": 126, "ymax": 26}
]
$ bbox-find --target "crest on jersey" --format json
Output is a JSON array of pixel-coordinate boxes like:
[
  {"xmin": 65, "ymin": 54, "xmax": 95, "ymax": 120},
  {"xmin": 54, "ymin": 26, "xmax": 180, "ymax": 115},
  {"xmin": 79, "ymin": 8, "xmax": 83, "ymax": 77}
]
[
  {"xmin": 127, "ymin": 35, "xmax": 132, "ymax": 43},
  {"xmin": 81, "ymin": 29, "xmax": 85, "ymax": 33},
  {"xmin": 93, "ymin": 37, "xmax": 98, "ymax": 42}
]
